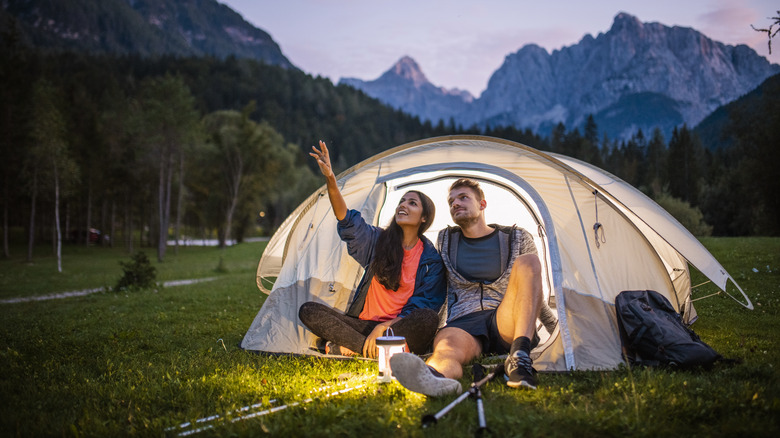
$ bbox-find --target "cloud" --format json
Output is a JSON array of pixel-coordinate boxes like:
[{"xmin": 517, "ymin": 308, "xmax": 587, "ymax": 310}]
[
  {"xmin": 695, "ymin": 5, "xmax": 779, "ymax": 64},
  {"xmin": 699, "ymin": 7, "xmax": 756, "ymax": 27},
  {"xmin": 696, "ymin": 6, "xmax": 758, "ymax": 43}
]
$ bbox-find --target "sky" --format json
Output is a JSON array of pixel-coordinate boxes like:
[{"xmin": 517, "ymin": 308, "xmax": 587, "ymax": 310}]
[{"xmin": 219, "ymin": 0, "xmax": 779, "ymax": 98}]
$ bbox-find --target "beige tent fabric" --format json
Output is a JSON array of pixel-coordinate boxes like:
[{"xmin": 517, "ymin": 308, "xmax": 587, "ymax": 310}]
[
  {"xmin": 243, "ymin": 135, "xmax": 751, "ymax": 371},
  {"xmin": 552, "ymin": 155, "xmax": 750, "ymax": 311}
]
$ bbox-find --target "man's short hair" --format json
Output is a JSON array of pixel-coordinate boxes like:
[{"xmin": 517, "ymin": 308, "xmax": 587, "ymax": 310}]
[{"xmin": 449, "ymin": 178, "xmax": 484, "ymax": 202}]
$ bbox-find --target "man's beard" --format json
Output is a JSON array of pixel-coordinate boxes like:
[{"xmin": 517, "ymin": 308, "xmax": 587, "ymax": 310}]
[{"xmin": 452, "ymin": 211, "xmax": 479, "ymax": 228}]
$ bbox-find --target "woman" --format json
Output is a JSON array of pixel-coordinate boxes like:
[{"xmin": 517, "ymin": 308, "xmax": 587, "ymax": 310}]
[{"xmin": 298, "ymin": 141, "xmax": 446, "ymax": 358}]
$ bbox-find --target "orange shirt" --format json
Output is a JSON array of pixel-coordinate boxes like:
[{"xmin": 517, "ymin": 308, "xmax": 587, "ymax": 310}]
[{"xmin": 359, "ymin": 239, "xmax": 424, "ymax": 322}]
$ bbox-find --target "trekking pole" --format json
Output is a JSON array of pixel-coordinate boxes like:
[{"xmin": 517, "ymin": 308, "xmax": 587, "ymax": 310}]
[{"xmin": 421, "ymin": 362, "xmax": 505, "ymax": 428}]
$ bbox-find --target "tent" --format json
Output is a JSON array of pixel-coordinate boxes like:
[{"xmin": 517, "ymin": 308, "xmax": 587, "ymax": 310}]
[{"xmin": 241, "ymin": 135, "xmax": 752, "ymax": 371}]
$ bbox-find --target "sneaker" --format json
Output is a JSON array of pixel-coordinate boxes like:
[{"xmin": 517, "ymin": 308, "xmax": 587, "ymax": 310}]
[
  {"xmin": 389, "ymin": 353, "xmax": 462, "ymax": 397},
  {"xmin": 505, "ymin": 350, "xmax": 537, "ymax": 389}
]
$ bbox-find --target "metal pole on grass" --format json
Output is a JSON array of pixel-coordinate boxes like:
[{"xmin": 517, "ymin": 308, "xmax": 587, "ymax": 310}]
[
  {"xmin": 475, "ymin": 386, "xmax": 487, "ymax": 433},
  {"xmin": 421, "ymin": 363, "xmax": 504, "ymax": 429},
  {"xmin": 170, "ymin": 379, "xmax": 367, "ymax": 436},
  {"xmin": 421, "ymin": 388, "xmax": 473, "ymax": 427}
]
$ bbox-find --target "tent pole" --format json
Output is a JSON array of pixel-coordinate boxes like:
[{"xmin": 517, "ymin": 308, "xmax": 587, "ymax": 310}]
[{"xmin": 171, "ymin": 379, "xmax": 368, "ymax": 436}]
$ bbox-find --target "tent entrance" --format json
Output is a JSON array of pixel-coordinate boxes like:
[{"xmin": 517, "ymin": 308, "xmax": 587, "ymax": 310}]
[{"xmin": 375, "ymin": 169, "xmax": 559, "ymax": 347}]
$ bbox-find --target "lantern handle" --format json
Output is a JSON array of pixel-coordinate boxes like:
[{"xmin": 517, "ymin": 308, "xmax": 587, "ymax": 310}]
[{"xmin": 383, "ymin": 327, "xmax": 395, "ymax": 337}]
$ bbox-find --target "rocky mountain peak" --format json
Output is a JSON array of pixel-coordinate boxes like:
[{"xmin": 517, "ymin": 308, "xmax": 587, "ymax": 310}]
[
  {"xmin": 611, "ymin": 12, "xmax": 644, "ymax": 33},
  {"xmin": 460, "ymin": 12, "xmax": 780, "ymax": 140},
  {"xmin": 339, "ymin": 55, "xmax": 472, "ymax": 123},
  {"xmin": 333, "ymin": 13, "xmax": 777, "ymax": 140},
  {"xmin": 381, "ymin": 55, "xmax": 429, "ymax": 88}
]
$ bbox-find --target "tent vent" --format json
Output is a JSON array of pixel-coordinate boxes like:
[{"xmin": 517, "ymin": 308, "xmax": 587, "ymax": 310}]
[{"xmin": 593, "ymin": 190, "xmax": 606, "ymax": 248}]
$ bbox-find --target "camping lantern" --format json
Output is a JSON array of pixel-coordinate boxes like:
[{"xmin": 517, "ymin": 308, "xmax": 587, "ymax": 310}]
[{"xmin": 376, "ymin": 328, "xmax": 406, "ymax": 383}]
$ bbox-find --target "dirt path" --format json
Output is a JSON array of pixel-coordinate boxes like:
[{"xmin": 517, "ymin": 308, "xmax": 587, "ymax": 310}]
[{"xmin": 0, "ymin": 277, "xmax": 219, "ymax": 304}]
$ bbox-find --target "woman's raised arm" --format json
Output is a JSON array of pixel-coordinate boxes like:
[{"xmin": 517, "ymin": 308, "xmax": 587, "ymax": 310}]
[{"xmin": 310, "ymin": 140, "xmax": 347, "ymax": 221}]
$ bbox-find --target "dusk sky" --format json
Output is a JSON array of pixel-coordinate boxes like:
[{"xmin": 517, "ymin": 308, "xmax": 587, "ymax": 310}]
[{"xmin": 219, "ymin": 1, "xmax": 779, "ymax": 97}]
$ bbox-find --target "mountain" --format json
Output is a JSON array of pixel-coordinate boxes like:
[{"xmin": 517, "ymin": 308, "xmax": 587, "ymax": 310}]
[
  {"xmin": 466, "ymin": 13, "xmax": 779, "ymax": 139},
  {"xmin": 6, "ymin": 3, "xmax": 777, "ymax": 142},
  {"xmin": 340, "ymin": 56, "xmax": 473, "ymax": 124},
  {"xmin": 0, "ymin": 0, "xmax": 294, "ymax": 68},
  {"xmin": 341, "ymin": 13, "xmax": 779, "ymax": 140}
]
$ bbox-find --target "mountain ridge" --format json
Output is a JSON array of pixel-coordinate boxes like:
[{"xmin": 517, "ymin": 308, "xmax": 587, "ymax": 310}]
[
  {"xmin": 340, "ymin": 55, "xmax": 473, "ymax": 124},
  {"xmin": 4, "ymin": 3, "xmax": 778, "ymax": 142},
  {"xmin": 0, "ymin": 0, "xmax": 294, "ymax": 68},
  {"xmin": 342, "ymin": 13, "xmax": 779, "ymax": 140}
]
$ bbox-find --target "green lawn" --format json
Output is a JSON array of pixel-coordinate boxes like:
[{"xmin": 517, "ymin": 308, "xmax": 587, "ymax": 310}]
[
  {"xmin": 0, "ymin": 238, "xmax": 778, "ymax": 437},
  {"xmin": 0, "ymin": 242, "xmax": 263, "ymax": 300}
]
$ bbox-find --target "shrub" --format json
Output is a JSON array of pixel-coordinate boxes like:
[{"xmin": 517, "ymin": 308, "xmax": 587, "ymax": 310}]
[
  {"xmin": 115, "ymin": 252, "xmax": 157, "ymax": 291},
  {"xmin": 655, "ymin": 193, "xmax": 713, "ymax": 236}
]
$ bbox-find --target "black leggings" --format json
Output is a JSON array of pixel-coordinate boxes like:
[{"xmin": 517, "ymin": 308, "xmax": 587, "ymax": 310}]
[{"xmin": 298, "ymin": 302, "xmax": 439, "ymax": 355}]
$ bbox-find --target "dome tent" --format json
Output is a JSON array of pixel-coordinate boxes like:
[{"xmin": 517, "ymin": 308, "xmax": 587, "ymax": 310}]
[{"xmin": 241, "ymin": 135, "xmax": 752, "ymax": 371}]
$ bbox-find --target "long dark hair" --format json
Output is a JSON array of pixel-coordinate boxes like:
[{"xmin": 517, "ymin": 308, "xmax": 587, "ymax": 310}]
[{"xmin": 370, "ymin": 190, "xmax": 435, "ymax": 291}]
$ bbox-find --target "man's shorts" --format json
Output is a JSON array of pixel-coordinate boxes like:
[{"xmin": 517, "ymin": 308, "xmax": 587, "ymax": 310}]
[{"xmin": 445, "ymin": 309, "xmax": 539, "ymax": 355}]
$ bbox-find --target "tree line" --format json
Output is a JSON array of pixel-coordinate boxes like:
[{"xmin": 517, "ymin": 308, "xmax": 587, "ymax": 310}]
[
  {"xmin": 1, "ymin": 40, "xmax": 777, "ymax": 270},
  {"xmin": 0, "ymin": 41, "xmax": 474, "ymax": 267}
]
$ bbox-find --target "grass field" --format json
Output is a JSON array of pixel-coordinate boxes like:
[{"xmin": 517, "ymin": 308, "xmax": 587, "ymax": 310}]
[{"xmin": 0, "ymin": 237, "xmax": 778, "ymax": 437}]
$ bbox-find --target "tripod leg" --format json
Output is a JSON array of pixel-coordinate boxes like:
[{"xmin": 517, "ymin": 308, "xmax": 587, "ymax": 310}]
[
  {"xmin": 421, "ymin": 390, "xmax": 473, "ymax": 427},
  {"xmin": 421, "ymin": 363, "xmax": 506, "ymax": 428},
  {"xmin": 475, "ymin": 387, "xmax": 486, "ymax": 430}
]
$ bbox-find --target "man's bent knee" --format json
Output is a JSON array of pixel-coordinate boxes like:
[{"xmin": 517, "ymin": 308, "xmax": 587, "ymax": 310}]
[
  {"xmin": 511, "ymin": 253, "xmax": 541, "ymax": 277},
  {"xmin": 432, "ymin": 327, "xmax": 481, "ymax": 362},
  {"xmin": 428, "ymin": 327, "xmax": 481, "ymax": 379}
]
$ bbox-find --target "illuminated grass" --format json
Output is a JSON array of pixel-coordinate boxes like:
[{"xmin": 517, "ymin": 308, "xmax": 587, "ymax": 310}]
[{"xmin": 0, "ymin": 238, "xmax": 778, "ymax": 437}]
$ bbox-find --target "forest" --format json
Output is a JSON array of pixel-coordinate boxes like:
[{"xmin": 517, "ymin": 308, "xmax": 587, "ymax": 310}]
[{"xmin": 2, "ymin": 36, "xmax": 778, "ymax": 266}]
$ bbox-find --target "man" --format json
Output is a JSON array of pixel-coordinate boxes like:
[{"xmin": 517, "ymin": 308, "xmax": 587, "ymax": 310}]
[{"xmin": 390, "ymin": 178, "xmax": 556, "ymax": 396}]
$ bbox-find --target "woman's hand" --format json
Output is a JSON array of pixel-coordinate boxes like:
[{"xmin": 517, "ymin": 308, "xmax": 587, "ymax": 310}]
[
  {"xmin": 363, "ymin": 323, "xmax": 390, "ymax": 359},
  {"xmin": 310, "ymin": 140, "xmax": 347, "ymax": 220},
  {"xmin": 309, "ymin": 140, "xmax": 334, "ymax": 178}
]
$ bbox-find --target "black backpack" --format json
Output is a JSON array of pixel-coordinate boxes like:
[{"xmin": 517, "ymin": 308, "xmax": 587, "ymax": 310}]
[{"xmin": 615, "ymin": 290, "xmax": 722, "ymax": 369}]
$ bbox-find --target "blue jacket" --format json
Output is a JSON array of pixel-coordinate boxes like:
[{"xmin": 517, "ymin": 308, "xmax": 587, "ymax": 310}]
[{"xmin": 336, "ymin": 209, "xmax": 446, "ymax": 319}]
